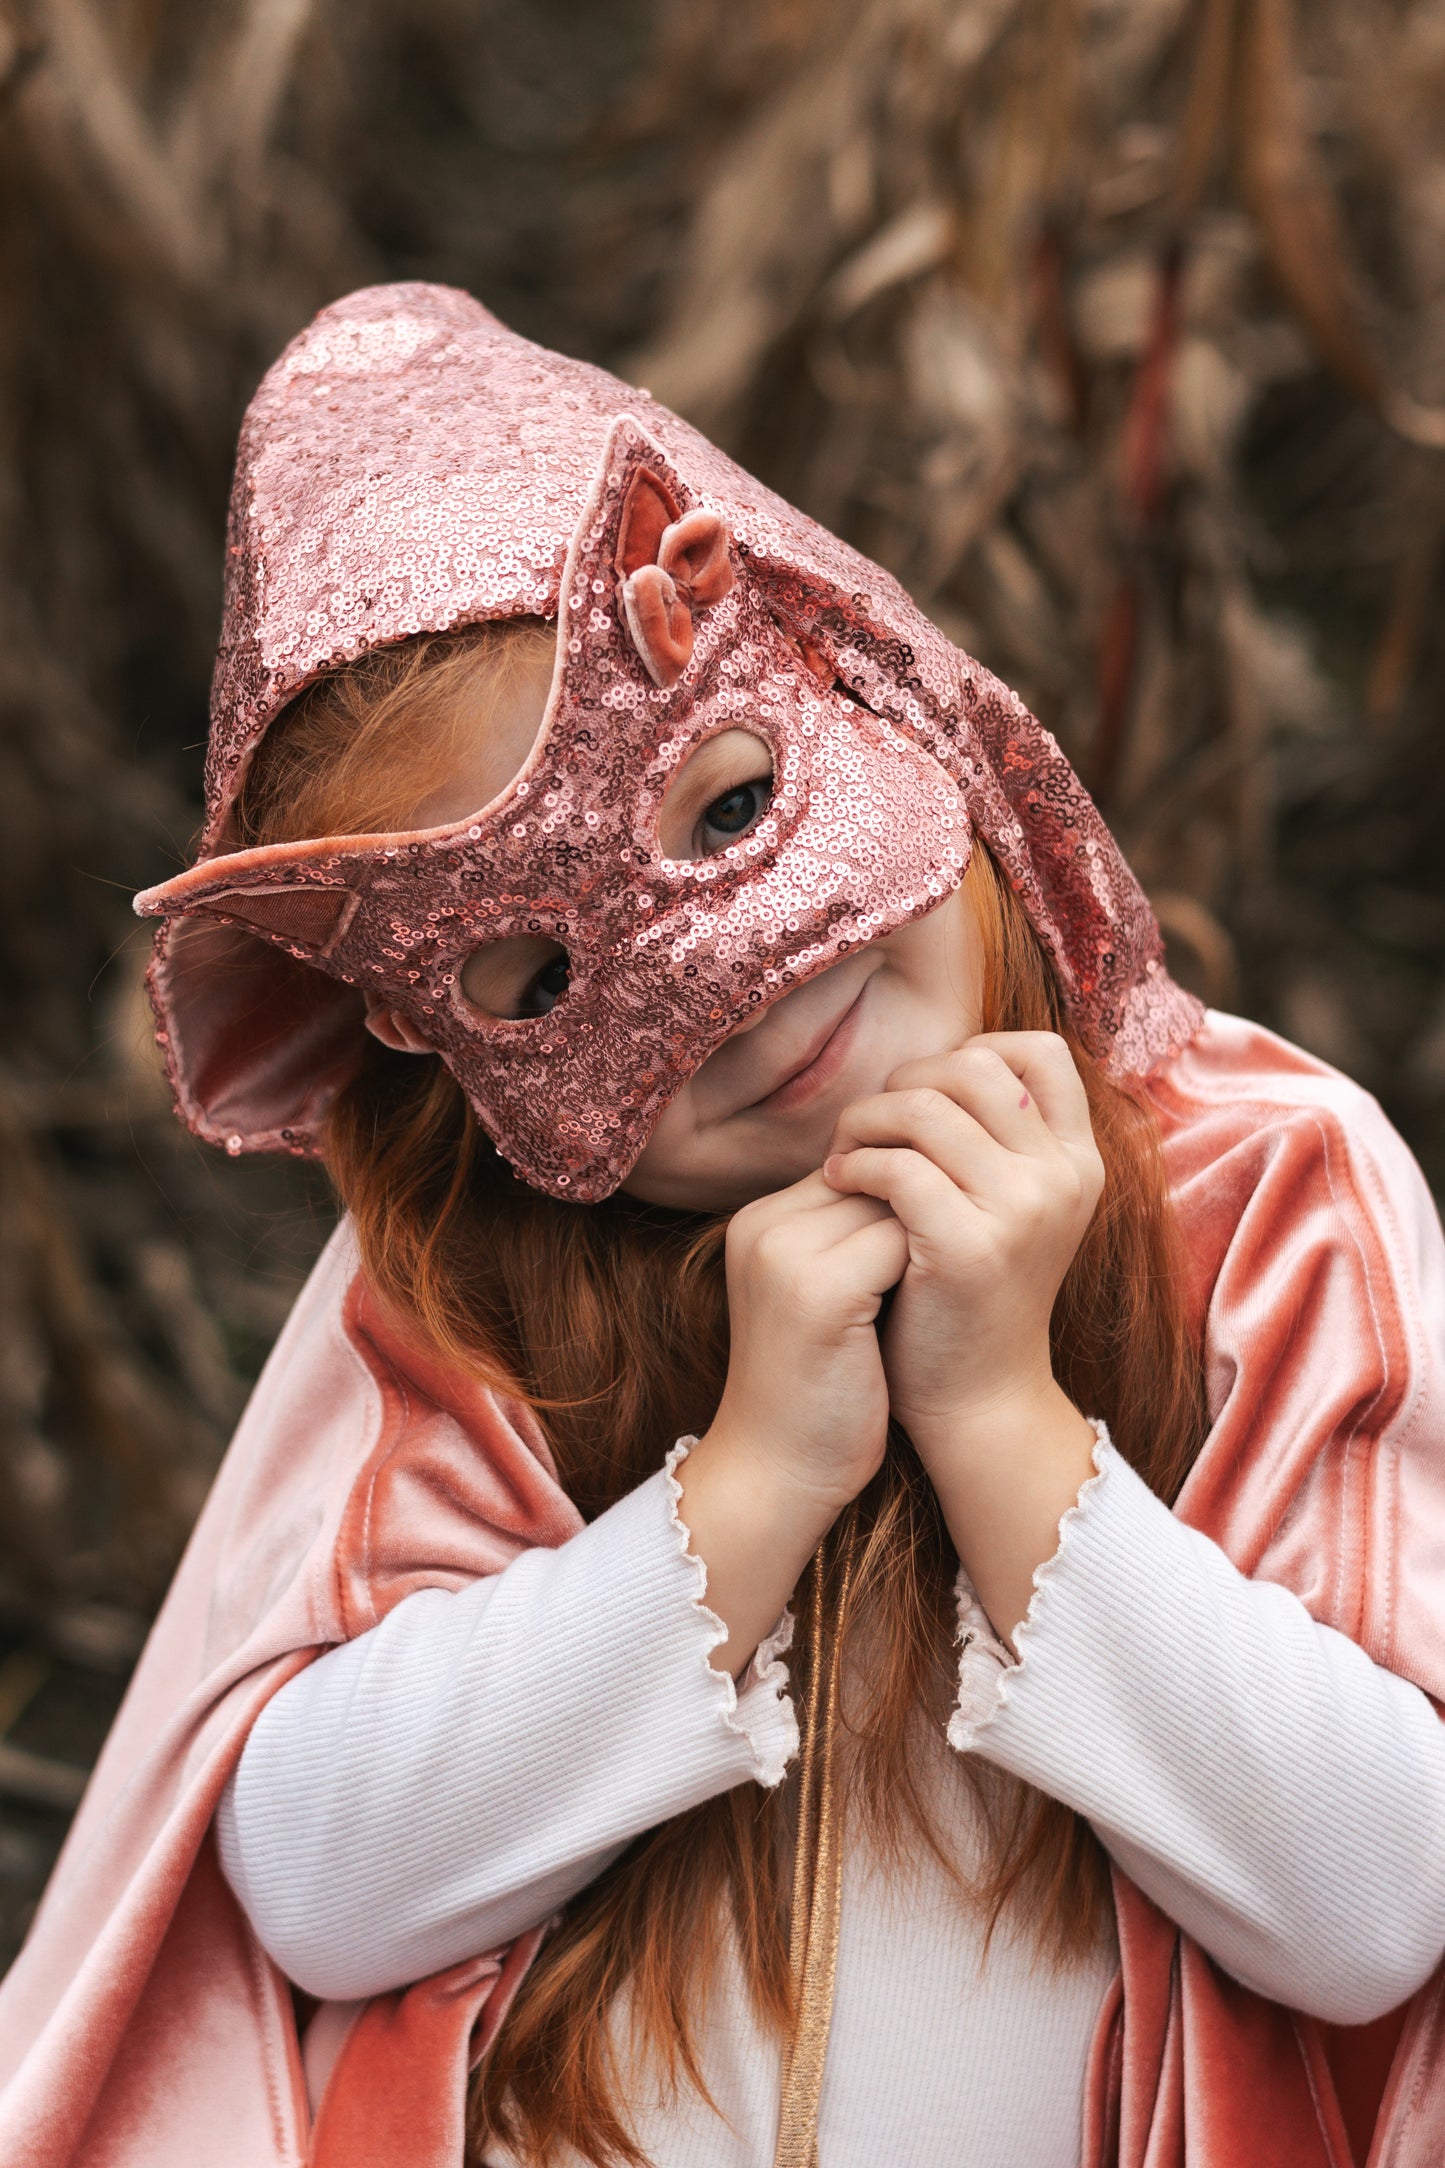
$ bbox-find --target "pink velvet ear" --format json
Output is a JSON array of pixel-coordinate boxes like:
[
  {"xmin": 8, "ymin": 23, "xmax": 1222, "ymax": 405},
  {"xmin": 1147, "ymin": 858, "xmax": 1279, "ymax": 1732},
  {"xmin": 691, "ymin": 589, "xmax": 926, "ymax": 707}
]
[
  {"xmin": 364, "ymin": 1001, "xmax": 434, "ymax": 1055},
  {"xmin": 619, "ymin": 504, "xmax": 734, "ymax": 689},
  {"xmin": 658, "ymin": 509, "xmax": 733, "ymax": 609},
  {"xmin": 615, "ymin": 467, "xmax": 682, "ymax": 580},
  {"xmin": 621, "ymin": 565, "xmax": 693, "ymax": 688}
]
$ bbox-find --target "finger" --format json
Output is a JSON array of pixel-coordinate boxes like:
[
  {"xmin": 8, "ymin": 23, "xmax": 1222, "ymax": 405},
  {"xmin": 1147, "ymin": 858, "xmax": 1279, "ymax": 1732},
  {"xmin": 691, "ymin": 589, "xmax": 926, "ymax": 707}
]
[
  {"xmin": 880, "ymin": 1044, "xmax": 1052, "ymax": 1155},
  {"xmin": 823, "ymin": 1144, "xmax": 976, "ymax": 1249},
  {"xmin": 829, "ymin": 1211, "xmax": 910, "ymax": 1299},
  {"xmin": 734, "ymin": 1165, "xmax": 867, "ymax": 1229},
  {"xmin": 892, "ymin": 1032, "xmax": 1093, "ymax": 1151},
  {"xmin": 735, "ymin": 1194, "xmax": 902, "ymax": 1325},
  {"xmin": 810, "ymin": 1191, "xmax": 898, "ymax": 1251},
  {"xmin": 732, "ymin": 1183, "xmax": 893, "ymax": 1268},
  {"xmin": 829, "ymin": 1085, "xmax": 1011, "ymax": 1197}
]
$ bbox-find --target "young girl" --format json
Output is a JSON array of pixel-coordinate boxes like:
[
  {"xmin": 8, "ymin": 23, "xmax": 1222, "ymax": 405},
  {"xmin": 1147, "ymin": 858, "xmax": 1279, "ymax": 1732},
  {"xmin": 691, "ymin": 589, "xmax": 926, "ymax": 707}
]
[{"xmin": 2, "ymin": 281, "xmax": 1444, "ymax": 2168}]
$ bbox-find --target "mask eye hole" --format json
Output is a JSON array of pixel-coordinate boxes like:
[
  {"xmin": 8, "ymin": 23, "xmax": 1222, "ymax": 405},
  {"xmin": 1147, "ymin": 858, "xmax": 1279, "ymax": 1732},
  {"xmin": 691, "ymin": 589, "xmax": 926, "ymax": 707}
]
[
  {"xmin": 657, "ymin": 728, "xmax": 774, "ymax": 861},
  {"xmin": 698, "ymin": 778, "xmax": 768, "ymax": 847},
  {"xmin": 461, "ymin": 935, "xmax": 570, "ymax": 1020}
]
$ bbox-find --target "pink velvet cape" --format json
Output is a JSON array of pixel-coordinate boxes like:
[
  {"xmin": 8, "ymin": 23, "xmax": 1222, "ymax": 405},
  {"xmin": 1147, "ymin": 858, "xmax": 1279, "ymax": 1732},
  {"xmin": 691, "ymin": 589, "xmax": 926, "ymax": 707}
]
[{"xmin": 2, "ymin": 1009, "xmax": 1444, "ymax": 2168}]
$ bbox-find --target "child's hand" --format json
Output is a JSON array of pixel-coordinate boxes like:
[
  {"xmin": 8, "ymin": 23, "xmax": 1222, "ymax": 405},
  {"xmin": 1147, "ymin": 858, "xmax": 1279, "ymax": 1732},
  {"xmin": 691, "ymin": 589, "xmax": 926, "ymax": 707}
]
[
  {"xmin": 823, "ymin": 1033, "xmax": 1101, "ymax": 1453},
  {"xmin": 677, "ymin": 1171, "xmax": 906, "ymax": 1676},
  {"xmin": 821, "ymin": 1033, "xmax": 1104, "ymax": 1643},
  {"xmin": 710, "ymin": 1170, "xmax": 908, "ymax": 1511}
]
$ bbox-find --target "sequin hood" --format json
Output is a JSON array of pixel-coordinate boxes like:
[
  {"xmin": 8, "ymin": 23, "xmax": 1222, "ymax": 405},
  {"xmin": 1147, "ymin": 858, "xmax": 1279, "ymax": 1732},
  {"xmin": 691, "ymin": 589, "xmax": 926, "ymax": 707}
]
[{"xmin": 134, "ymin": 282, "xmax": 1201, "ymax": 1199}]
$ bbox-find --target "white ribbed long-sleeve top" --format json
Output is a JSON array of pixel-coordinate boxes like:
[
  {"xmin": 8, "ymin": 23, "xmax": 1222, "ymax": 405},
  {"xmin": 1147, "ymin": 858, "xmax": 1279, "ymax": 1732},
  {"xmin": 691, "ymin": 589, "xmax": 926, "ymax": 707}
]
[{"xmin": 217, "ymin": 1434, "xmax": 1445, "ymax": 2167}]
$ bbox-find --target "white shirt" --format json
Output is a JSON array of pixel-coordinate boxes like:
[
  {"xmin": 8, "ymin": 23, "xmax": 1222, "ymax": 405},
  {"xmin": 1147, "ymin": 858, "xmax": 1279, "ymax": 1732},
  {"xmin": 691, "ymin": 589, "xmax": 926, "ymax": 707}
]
[{"xmin": 218, "ymin": 1435, "xmax": 1445, "ymax": 2166}]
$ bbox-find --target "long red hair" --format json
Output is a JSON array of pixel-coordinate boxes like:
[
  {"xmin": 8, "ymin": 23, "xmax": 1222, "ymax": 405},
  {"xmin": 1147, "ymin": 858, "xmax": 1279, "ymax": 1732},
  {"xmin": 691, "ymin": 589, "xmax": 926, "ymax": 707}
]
[{"xmin": 237, "ymin": 623, "xmax": 1206, "ymax": 2168}]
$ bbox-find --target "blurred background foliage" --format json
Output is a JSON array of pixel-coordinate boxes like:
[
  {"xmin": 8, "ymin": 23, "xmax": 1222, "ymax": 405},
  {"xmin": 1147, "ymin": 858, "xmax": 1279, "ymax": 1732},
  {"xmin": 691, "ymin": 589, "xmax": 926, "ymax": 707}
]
[{"xmin": 1, "ymin": 0, "xmax": 1444, "ymax": 1962}]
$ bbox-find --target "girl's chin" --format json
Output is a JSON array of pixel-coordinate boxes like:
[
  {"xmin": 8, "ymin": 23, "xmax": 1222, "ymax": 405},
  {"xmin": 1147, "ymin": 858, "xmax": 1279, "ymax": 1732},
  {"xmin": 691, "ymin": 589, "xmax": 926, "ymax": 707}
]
[{"xmin": 642, "ymin": 1125, "xmax": 834, "ymax": 1210}]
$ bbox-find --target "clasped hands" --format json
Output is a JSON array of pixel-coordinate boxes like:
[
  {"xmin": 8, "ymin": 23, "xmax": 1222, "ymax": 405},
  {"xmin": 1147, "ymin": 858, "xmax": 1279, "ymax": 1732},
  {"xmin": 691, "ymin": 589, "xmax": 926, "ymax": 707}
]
[{"xmin": 684, "ymin": 1034, "xmax": 1106, "ymax": 1670}]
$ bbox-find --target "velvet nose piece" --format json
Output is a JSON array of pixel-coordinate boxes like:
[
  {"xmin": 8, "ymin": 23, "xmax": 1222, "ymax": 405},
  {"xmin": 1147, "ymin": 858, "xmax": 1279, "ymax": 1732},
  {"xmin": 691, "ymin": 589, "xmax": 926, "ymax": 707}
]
[{"xmin": 617, "ymin": 468, "xmax": 735, "ymax": 688}]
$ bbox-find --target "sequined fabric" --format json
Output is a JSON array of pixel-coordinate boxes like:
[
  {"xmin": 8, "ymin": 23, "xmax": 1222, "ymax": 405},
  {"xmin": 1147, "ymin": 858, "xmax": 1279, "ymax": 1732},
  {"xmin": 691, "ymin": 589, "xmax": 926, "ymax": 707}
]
[{"xmin": 136, "ymin": 283, "xmax": 1202, "ymax": 1198}]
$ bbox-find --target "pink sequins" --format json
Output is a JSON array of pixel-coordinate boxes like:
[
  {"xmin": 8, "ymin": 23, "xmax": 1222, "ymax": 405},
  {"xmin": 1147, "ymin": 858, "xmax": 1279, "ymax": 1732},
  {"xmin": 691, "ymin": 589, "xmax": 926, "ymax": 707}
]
[{"xmin": 135, "ymin": 284, "xmax": 1202, "ymax": 1199}]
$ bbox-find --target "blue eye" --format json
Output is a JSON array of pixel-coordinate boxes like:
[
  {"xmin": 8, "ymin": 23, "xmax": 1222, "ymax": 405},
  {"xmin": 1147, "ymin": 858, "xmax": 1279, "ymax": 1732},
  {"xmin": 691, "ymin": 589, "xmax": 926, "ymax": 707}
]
[
  {"xmin": 701, "ymin": 779, "xmax": 769, "ymax": 852},
  {"xmin": 520, "ymin": 951, "xmax": 570, "ymax": 1017}
]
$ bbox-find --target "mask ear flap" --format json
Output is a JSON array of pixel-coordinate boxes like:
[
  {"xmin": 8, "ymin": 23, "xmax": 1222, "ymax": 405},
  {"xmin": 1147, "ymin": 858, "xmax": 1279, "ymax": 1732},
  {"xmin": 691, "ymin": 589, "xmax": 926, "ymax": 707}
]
[
  {"xmin": 136, "ymin": 875, "xmax": 357, "ymax": 959},
  {"xmin": 148, "ymin": 915, "xmax": 366, "ymax": 1154},
  {"xmin": 198, "ymin": 884, "xmax": 356, "ymax": 952},
  {"xmin": 135, "ymin": 869, "xmax": 367, "ymax": 1152}
]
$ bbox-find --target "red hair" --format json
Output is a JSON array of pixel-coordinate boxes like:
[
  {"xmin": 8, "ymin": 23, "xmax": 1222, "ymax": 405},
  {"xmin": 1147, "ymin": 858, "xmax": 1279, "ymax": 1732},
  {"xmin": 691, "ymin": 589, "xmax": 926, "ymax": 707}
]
[{"xmin": 237, "ymin": 626, "xmax": 1206, "ymax": 2168}]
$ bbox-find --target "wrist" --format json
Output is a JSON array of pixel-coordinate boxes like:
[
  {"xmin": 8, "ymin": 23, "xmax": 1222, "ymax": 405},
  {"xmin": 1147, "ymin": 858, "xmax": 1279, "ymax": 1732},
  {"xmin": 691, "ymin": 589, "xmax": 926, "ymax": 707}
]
[
  {"xmin": 917, "ymin": 1383, "xmax": 1100, "ymax": 1650},
  {"xmin": 687, "ymin": 1420, "xmax": 848, "ymax": 1549},
  {"xmin": 922, "ymin": 1378, "xmax": 1096, "ymax": 1512},
  {"xmin": 675, "ymin": 1425, "xmax": 840, "ymax": 1680},
  {"xmin": 907, "ymin": 1368, "xmax": 1069, "ymax": 1468}
]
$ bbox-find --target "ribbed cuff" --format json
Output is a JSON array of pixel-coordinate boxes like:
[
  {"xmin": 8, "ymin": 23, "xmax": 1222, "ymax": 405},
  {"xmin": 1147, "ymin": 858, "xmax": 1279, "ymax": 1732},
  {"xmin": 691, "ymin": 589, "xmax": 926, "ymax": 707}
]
[
  {"xmin": 664, "ymin": 1439, "xmax": 799, "ymax": 1788},
  {"xmin": 948, "ymin": 1421, "xmax": 1113, "ymax": 1755}
]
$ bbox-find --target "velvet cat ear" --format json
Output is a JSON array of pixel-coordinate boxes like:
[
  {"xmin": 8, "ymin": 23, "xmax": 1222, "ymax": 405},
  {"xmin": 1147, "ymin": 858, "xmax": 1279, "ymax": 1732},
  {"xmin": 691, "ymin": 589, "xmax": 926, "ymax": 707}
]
[
  {"xmin": 615, "ymin": 466, "xmax": 734, "ymax": 689},
  {"xmin": 615, "ymin": 467, "xmax": 680, "ymax": 580}
]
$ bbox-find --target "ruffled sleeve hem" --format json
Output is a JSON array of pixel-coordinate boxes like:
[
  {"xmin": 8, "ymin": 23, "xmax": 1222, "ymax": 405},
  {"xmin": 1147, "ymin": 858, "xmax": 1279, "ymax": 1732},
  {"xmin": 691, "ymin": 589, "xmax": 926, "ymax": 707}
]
[
  {"xmin": 663, "ymin": 1438, "xmax": 799, "ymax": 1788},
  {"xmin": 947, "ymin": 1420, "xmax": 1113, "ymax": 1755}
]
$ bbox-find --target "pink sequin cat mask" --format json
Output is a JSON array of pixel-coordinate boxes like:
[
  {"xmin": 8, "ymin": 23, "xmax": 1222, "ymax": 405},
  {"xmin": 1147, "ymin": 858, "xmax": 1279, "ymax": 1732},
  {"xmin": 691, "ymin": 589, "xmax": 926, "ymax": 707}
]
[{"xmin": 134, "ymin": 283, "xmax": 1201, "ymax": 1202}]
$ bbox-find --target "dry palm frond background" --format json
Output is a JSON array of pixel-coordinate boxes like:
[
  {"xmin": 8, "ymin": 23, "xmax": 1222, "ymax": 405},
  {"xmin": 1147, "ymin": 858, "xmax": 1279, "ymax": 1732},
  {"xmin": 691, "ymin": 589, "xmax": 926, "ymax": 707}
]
[{"xmin": 1, "ymin": 0, "xmax": 1443, "ymax": 1963}]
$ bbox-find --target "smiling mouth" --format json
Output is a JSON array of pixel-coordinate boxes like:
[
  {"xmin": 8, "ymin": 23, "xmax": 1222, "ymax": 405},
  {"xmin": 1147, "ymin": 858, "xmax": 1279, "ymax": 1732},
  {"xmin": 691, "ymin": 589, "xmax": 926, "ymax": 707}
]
[{"xmin": 746, "ymin": 982, "xmax": 869, "ymax": 1114}]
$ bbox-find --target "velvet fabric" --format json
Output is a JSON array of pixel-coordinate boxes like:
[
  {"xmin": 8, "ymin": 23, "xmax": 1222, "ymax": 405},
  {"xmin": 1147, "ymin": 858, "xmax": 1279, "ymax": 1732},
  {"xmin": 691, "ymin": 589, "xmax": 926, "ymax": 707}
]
[{"xmin": 1, "ymin": 1011, "xmax": 1442, "ymax": 2166}]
